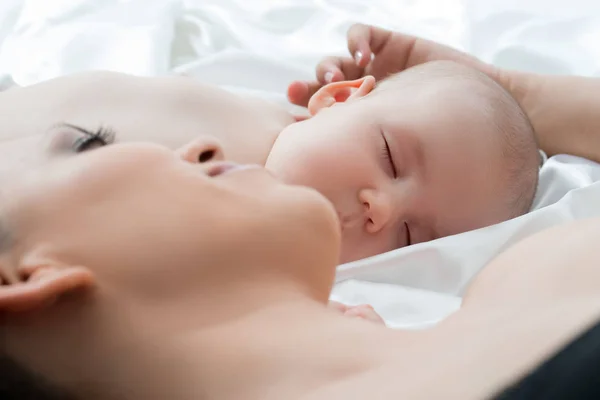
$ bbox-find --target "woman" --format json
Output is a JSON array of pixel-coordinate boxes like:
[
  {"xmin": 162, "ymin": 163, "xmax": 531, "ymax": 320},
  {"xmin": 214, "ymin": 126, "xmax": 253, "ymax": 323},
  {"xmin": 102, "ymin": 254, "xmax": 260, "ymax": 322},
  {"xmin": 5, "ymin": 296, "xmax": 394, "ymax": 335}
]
[
  {"xmin": 2, "ymin": 26, "xmax": 600, "ymax": 399},
  {"xmin": 1, "ymin": 128, "xmax": 600, "ymax": 399},
  {"xmin": 0, "ymin": 129, "xmax": 599, "ymax": 398}
]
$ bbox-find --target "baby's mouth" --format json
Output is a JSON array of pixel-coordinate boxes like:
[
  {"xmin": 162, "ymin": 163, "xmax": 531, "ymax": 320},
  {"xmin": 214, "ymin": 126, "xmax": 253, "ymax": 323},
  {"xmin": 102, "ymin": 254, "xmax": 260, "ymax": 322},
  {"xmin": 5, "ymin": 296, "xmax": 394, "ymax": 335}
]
[{"xmin": 337, "ymin": 211, "xmax": 362, "ymax": 231}]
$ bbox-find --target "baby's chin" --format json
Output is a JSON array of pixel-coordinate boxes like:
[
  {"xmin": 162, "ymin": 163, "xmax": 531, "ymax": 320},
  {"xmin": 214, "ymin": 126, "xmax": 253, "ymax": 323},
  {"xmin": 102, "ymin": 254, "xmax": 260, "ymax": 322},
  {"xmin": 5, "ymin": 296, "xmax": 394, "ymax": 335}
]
[
  {"xmin": 263, "ymin": 155, "xmax": 285, "ymax": 181},
  {"xmin": 263, "ymin": 145, "xmax": 299, "ymax": 184},
  {"xmin": 263, "ymin": 158, "xmax": 320, "ymax": 192},
  {"xmin": 263, "ymin": 163, "xmax": 314, "ymax": 194}
]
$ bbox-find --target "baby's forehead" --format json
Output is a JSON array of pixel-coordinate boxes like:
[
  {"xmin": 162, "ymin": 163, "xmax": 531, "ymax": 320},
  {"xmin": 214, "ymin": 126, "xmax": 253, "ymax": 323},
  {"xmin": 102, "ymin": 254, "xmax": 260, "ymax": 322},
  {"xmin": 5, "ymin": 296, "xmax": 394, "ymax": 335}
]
[
  {"xmin": 375, "ymin": 68, "xmax": 483, "ymax": 95},
  {"xmin": 371, "ymin": 79, "xmax": 505, "ymax": 154},
  {"xmin": 372, "ymin": 71, "xmax": 498, "ymax": 130},
  {"xmin": 371, "ymin": 76, "xmax": 488, "ymax": 125}
]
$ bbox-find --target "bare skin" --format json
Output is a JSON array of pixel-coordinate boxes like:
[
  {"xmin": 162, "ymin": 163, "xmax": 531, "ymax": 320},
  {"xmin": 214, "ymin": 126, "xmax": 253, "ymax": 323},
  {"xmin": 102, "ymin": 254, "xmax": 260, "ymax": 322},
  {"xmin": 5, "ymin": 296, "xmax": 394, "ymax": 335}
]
[
  {"xmin": 2, "ymin": 24, "xmax": 600, "ymax": 398},
  {"xmin": 268, "ymin": 65, "xmax": 534, "ymax": 262},
  {"xmin": 288, "ymin": 23, "xmax": 600, "ymax": 164},
  {"xmin": 0, "ymin": 71, "xmax": 293, "ymax": 168},
  {"xmin": 1, "ymin": 134, "xmax": 599, "ymax": 399},
  {"xmin": 0, "ymin": 65, "xmax": 530, "ymax": 264}
]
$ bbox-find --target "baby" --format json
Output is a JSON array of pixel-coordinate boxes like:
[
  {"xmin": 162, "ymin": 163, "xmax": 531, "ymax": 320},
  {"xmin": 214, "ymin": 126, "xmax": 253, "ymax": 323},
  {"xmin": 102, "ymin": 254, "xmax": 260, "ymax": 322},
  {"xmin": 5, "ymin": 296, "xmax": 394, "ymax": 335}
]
[
  {"xmin": 267, "ymin": 61, "xmax": 539, "ymax": 263},
  {"xmin": 0, "ymin": 61, "xmax": 538, "ymax": 267},
  {"xmin": 277, "ymin": 60, "xmax": 540, "ymax": 322}
]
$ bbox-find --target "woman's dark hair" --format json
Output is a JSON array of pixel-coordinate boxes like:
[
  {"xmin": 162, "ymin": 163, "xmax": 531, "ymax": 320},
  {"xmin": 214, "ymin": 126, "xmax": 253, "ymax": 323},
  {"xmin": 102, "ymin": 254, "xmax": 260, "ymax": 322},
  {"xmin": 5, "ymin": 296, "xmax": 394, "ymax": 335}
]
[
  {"xmin": 0, "ymin": 351, "xmax": 76, "ymax": 400},
  {"xmin": 0, "ymin": 201, "xmax": 74, "ymax": 399}
]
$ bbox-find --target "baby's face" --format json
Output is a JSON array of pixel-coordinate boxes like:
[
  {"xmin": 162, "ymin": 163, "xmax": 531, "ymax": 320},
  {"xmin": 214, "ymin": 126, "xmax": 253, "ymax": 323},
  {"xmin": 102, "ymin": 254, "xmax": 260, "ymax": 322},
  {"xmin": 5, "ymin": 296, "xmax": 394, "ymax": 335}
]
[{"xmin": 266, "ymin": 80, "xmax": 511, "ymax": 263}]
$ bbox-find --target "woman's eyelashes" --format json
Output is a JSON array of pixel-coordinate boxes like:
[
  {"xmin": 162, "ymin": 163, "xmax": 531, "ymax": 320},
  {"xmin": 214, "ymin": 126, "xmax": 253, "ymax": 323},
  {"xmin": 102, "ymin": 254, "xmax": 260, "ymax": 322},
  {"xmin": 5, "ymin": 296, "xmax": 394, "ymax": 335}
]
[
  {"xmin": 380, "ymin": 131, "xmax": 397, "ymax": 178},
  {"xmin": 70, "ymin": 125, "xmax": 116, "ymax": 153}
]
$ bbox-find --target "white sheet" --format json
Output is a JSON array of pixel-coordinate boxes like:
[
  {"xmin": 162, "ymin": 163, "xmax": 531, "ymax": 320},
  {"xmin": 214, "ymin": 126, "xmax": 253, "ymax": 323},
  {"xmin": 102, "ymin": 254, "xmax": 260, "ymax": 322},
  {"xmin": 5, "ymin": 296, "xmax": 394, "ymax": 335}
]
[{"xmin": 0, "ymin": 0, "xmax": 599, "ymax": 329}]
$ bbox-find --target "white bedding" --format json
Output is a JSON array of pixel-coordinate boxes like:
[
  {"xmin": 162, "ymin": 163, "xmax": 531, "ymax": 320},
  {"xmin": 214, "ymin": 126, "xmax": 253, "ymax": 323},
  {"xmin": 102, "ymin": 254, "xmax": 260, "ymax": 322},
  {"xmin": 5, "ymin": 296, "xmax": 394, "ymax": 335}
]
[{"xmin": 1, "ymin": 0, "xmax": 599, "ymax": 329}]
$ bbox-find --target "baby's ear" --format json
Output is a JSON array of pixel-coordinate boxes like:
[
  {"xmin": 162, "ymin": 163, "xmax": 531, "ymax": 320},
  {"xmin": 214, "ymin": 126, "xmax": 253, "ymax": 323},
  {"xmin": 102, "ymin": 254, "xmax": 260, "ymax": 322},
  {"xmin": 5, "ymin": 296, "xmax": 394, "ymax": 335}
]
[
  {"xmin": 0, "ymin": 254, "xmax": 96, "ymax": 313},
  {"xmin": 308, "ymin": 76, "xmax": 376, "ymax": 116}
]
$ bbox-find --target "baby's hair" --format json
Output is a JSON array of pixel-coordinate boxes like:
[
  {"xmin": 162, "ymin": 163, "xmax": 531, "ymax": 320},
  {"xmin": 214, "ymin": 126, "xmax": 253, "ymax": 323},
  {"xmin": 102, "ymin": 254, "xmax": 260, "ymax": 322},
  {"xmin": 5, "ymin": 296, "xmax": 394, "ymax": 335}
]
[
  {"xmin": 375, "ymin": 61, "xmax": 539, "ymax": 218},
  {"xmin": 483, "ymin": 76, "xmax": 540, "ymax": 217}
]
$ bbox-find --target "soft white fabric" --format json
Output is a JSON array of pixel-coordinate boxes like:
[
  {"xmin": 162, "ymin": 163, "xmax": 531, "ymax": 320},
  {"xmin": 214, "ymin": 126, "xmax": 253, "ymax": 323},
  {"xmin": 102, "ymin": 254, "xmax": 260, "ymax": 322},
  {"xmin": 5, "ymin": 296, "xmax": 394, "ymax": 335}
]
[
  {"xmin": 333, "ymin": 155, "xmax": 600, "ymax": 327},
  {"xmin": 0, "ymin": 0, "xmax": 599, "ymax": 328}
]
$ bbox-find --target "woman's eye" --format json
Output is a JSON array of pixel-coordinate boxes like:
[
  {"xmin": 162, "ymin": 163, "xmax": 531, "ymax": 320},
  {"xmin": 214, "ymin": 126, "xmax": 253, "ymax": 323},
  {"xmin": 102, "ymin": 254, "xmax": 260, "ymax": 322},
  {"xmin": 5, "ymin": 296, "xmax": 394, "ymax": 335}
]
[{"xmin": 72, "ymin": 126, "xmax": 116, "ymax": 153}]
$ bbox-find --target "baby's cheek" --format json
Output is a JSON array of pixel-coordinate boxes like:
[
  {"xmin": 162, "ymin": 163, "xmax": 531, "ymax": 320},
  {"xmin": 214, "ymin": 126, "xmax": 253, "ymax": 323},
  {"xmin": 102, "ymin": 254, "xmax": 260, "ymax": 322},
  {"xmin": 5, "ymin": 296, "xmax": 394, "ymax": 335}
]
[{"xmin": 267, "ymin": 142, "xmax": 331, "ymax": 186}]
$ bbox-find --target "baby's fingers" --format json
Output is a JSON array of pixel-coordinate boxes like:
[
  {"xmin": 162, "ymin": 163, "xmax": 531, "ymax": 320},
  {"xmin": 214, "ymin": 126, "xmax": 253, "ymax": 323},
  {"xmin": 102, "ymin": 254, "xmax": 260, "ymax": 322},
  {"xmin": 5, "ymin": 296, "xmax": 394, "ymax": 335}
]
[
  {"xmin": 347, "ymin": 23, "xmax": 373, "ymax": 67},
  {"xmin": 315, "ymin": 56, "xmax": 345, "ymax": 85},
  {"xmin": 287, "ymin": 80, "xmax": 322, "ymax": 107},
  {"xmin": 344, "ymin": 304, "xmax": 386, "ymax": 325},
  {"xmin": 287, "ymin": 57, "xmax": 358, "ymax": 107},
  {"xmin": 347, "ymin": 23, "xmax": 392, "ymax": 68},
  {"xmin": 288, "ymin": 56, "xmax": 365, "ymax": 107},
  {"xmin": 328, "ymin": 300, "xmax": 349, "ymax": 313},
  {"xmin": 316, "ymin": 56, "xmax": 363, "ymax": 84}
]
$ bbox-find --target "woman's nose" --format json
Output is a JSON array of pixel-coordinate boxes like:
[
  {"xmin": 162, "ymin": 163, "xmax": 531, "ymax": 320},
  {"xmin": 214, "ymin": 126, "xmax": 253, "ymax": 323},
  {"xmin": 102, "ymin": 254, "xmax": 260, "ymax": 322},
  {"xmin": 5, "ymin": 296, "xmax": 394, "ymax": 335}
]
[
  {"xmin": 358, "ymin": 189, "xmax": 393, "ymax": 234},
  {"xmin": 176, "ymin": 137, "xmax": 225, "ymax": 163}
]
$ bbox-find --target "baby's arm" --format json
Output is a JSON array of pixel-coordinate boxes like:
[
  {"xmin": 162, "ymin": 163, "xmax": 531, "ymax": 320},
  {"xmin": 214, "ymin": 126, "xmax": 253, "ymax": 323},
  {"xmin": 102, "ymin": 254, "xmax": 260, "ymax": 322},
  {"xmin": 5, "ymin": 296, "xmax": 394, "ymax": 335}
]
[{"xmin": 328, "ymin": 301, "xmax": 386, "ymax": 325}]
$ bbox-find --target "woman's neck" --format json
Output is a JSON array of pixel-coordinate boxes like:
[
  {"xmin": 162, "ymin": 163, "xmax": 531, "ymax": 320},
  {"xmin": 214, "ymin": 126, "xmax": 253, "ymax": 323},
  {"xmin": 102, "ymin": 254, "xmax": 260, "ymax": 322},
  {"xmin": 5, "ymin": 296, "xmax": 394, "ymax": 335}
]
[
  {"xmin": 149, "ymin": 293, "xmax": 395, "ymax": 400},
  {"xmin": 6, "ymin": 278, "xmax": 394, "ymax": 400}
]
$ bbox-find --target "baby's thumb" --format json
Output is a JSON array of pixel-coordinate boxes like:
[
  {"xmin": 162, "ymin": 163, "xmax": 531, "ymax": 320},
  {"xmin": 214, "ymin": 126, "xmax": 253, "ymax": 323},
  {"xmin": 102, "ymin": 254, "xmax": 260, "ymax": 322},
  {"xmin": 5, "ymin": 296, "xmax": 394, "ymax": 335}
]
[
  {"xmin": 287, "ymin": 80, "xmax": 322, "ymax": 108},
  {"xmin": 347, "ymin": 23, "xmax": 374, "ymax": 68}
]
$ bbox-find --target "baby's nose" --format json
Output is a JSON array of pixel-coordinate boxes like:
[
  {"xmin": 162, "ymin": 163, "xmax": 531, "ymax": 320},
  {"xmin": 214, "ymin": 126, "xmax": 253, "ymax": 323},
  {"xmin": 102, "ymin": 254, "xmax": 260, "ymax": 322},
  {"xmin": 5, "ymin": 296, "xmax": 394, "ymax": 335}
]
[
  {"xmin": 358, "ymin": 189, "xmax": 392, "ymax": 234},
  {"xmin": 176, "ymin": 136, "xmax": 225, "ymax": 164}
]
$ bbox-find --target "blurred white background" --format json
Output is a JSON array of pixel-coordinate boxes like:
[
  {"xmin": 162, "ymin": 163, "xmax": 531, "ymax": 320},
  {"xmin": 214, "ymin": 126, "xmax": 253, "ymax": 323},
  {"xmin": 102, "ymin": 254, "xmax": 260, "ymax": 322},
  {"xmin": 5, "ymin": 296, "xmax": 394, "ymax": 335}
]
[{"xmin": 0, "ymin": 0, "xmax": 599, "ymax": 88}]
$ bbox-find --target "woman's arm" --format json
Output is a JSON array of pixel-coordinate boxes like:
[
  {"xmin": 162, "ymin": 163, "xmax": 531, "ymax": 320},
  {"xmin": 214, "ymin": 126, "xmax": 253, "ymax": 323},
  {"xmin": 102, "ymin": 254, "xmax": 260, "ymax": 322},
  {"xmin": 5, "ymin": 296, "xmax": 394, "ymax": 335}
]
[
  {"xmin": 288, "ymin": 24, "xmax": 600, "ymax": 163},
  {"xmin": 499, "ymin": 70, "xmax": 600, "ymax": 162}
]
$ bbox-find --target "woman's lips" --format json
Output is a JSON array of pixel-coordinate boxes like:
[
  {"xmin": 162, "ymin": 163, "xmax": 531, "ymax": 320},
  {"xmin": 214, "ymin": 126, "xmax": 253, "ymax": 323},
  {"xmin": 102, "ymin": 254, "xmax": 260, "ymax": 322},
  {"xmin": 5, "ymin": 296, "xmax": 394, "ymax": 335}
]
[{"xmin": 206, "ymin": 162, "xmax": 262, "ymax": 177}]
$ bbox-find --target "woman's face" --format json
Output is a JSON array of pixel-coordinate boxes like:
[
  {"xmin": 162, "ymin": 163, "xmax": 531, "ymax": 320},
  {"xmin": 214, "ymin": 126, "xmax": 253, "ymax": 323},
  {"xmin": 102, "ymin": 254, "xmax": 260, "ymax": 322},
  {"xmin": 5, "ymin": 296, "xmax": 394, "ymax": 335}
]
[{"xmin": 6, "ymin": 124, "xmax": 340, "ymax": 302}]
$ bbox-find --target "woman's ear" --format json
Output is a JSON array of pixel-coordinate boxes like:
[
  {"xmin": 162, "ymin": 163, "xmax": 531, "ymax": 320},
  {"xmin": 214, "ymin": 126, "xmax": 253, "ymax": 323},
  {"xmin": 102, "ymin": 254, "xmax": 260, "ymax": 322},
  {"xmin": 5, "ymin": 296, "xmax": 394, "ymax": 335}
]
[
  {"xmin": 308, "ymin": 75, "xmax": 376, "ymax": 116},
  {"xmin": 0, "ymin": 257, "xmax": 96, "ymax": 313}
]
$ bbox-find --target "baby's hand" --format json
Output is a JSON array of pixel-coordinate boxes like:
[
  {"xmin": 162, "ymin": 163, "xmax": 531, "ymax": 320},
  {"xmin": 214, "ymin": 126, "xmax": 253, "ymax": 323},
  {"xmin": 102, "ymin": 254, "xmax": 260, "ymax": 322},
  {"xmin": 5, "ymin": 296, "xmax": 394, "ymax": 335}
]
[
  {"xmin": 329, "ymin": 301, "xmax": 386, "ymax": 325},
  {"xmin": 287, "ymin": 23, "xmax": 497, "ymax": 108}
]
